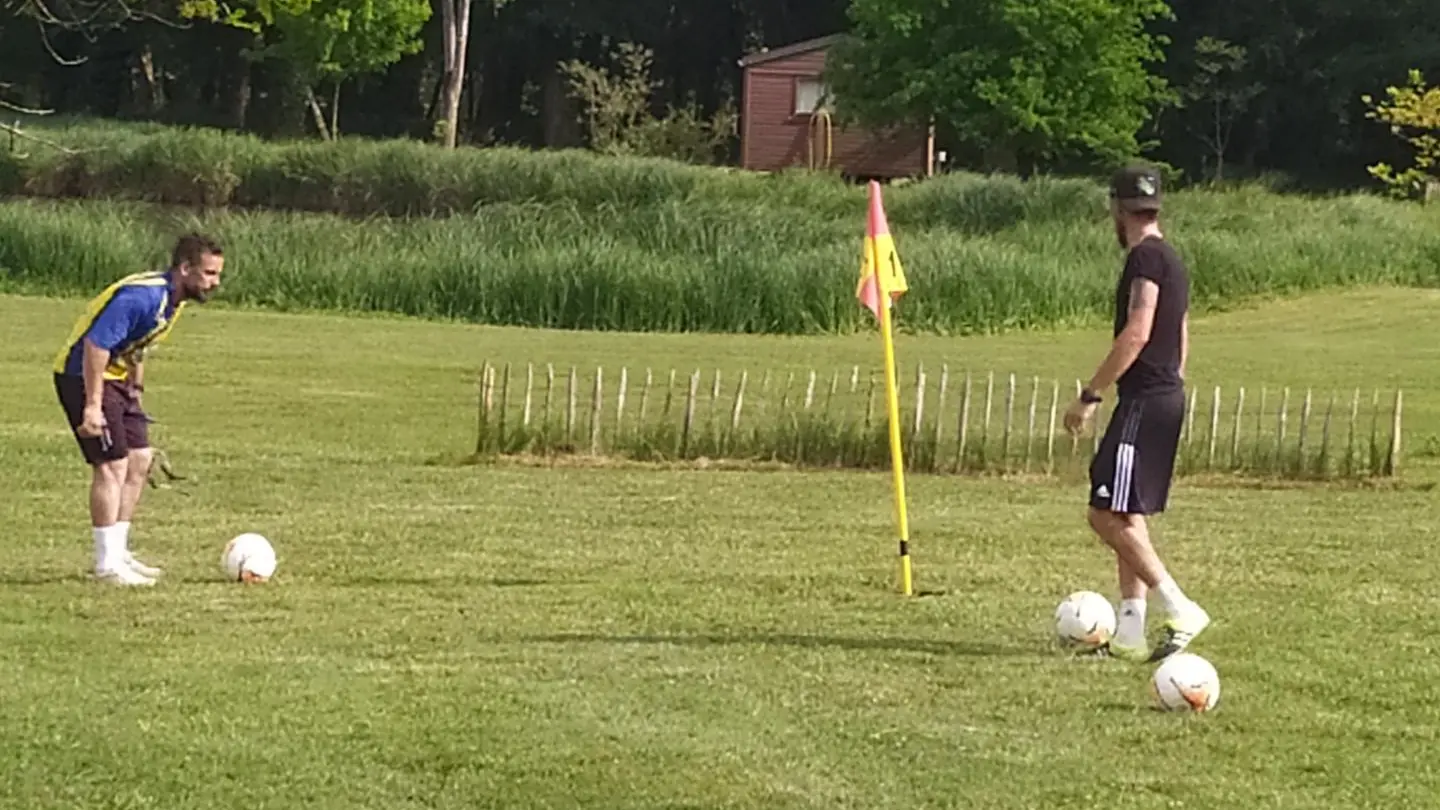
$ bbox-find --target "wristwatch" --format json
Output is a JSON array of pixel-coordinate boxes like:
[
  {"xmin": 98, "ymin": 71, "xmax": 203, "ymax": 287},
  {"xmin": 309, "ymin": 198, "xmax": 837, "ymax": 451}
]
[{"xmin": 1080, "ymin": 387, "xmax": 1102, "ymax": 404}]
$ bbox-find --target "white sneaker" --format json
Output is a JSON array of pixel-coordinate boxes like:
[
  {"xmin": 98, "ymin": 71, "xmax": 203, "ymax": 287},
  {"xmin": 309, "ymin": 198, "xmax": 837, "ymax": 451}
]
[
  {"xmin": 95, "ymin": 566, "xmax": 156, "ymax": 587},
  {"xmin": 125, "ymin": 554, "xmax": 164, "ymax": 578}
]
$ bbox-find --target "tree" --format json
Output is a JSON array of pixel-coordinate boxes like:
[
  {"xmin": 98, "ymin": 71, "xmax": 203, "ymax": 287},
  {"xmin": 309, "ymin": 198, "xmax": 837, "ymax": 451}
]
[
  {"xmin": 824, "ymin": 0, "xmax": 1175, "ymax": 170},
  {"xmin": 1177, "ymin": 37, "xmax": 1261, "ymax": 182},
  {"xmin": 434, "ymin": 0, "xmax": 470, "ymax": 147},
  {"xmin": 1363, "ymin": 69, "xmax": 1440, "ymax": 201},
  {"xmin": 252, "ymin": 0, "xmax": 431, "ymax": 139},
  {"xmin": 558, "ymin": 42, "xmax": 737, "ymax": 164},
  {"xmin": 7, "ymin": 0, "xmax": 184, "ymax": 114},
  {"xmin": 435, "ymin": 0, "xmax": 509, "ymax": 147}
]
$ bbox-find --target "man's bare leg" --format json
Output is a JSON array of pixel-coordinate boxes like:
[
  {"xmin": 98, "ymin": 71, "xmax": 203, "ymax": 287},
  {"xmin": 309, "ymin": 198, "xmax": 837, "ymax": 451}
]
[
  {"xmin": 90, "ymin": 458, "xmax": 127, "ymax": 573},
  {"xmin": 117, "ymin": 448, "xmax": 162, "ymax": 577},
  {"xmin": 1088, "ymin": 507, "xmax": 1208, "ymax": 660}
]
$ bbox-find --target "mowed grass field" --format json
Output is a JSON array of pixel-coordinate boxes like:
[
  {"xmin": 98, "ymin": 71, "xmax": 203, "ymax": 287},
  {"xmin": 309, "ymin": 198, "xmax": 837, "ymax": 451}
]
[{"xmin": 3, "ymin": 288, "xmax": 1440, "ymax": 809}]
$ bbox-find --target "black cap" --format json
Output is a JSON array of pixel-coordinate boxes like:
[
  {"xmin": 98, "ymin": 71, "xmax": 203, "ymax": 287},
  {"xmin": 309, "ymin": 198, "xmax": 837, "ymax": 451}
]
[{"xmin": 1109, "ymin": 165, "xmax": 1162, "ymax": 212}]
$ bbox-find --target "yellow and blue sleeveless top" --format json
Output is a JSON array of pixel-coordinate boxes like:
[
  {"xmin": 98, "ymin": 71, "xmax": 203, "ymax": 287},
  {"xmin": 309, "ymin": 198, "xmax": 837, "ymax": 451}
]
[{"xmin": 52, "ymin": 270, "xmax": 186, "ymax": 379}]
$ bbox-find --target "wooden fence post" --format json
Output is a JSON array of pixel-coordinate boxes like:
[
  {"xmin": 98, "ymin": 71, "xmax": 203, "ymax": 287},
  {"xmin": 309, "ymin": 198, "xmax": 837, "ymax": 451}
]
[
  {"xmin": 1386, "ymin": 389, "xmax": 1403, "ymax": 476},
  {"xmin": 588, "ymin": 367, "xmax": 603, "ymax": 454},
  {"xmin": 1230, "ymin": 387, "xmax": 1245, "ymax": 470}
]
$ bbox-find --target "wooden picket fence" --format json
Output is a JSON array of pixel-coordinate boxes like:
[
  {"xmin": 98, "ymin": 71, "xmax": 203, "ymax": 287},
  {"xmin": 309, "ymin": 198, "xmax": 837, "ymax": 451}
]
[{"xmin": 471, "ymin": 361, "xmax": 1405, "ymax": 481}]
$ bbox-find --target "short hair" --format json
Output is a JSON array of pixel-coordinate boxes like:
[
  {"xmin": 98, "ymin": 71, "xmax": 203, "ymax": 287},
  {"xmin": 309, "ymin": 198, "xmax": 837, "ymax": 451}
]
[{"xmin": 171, "ymin": 232, "xmax": 223, "ymax": 269}]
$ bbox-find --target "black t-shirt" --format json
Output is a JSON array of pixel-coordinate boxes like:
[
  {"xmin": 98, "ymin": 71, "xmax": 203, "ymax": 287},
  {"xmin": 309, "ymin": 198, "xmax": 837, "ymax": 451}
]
[{"xmin": 1114, "ymin": 236, "xmax": 1189, "ymax": 399}]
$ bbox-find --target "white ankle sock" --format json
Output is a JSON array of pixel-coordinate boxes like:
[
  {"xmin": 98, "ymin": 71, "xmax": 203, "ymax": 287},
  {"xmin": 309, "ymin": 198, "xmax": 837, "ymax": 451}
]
[
  {"xmin": 1115, "ymin": 598, "xmax": 1147, "ymax": 647},
  {"xmin": 93, "ymin": 525, "xmax": 126, "ymax": 572},
  {"xmin": 116, "ymin": 521, "xmax": 132, "ymax": 557},
  {"xmin": 1154, "ymin": 576, "xmax": 1195, "ymax": 616}
]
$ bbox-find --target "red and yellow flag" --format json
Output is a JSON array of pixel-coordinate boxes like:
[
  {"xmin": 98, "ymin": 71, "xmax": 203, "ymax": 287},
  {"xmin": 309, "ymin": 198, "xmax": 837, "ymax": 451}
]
[
  {"xmin": 852, "ymin": 179, "xmax": 914, "ymax": 597},
  {"xmin": 856, "ymin": 180, "xmax": 909, "ymax": 320}
]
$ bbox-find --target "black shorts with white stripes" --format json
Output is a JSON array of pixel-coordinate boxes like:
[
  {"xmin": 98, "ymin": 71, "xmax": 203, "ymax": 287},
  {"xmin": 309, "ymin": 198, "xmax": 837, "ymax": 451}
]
[{"xmin": 1088, "ymin": 391, "xmax": 1186, "ymax": 516}]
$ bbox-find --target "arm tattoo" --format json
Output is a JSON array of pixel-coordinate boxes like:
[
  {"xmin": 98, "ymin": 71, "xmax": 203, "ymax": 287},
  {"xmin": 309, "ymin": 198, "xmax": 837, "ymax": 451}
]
[{"xmin": 1128, "ymin": 277, "xmax": 1159, "ymax": 316}]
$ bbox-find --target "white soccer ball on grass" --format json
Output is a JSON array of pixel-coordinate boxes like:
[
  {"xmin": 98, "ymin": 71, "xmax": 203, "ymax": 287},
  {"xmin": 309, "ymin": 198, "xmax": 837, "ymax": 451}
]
[
  {"xmin": 1151, "ymin": 652, "xmax": 1220, "ymax": 712},
  {"xmin": 1053, "ymin": 590, "xmax": 1116, "ymax": 650},
  {"xmin": 222, "ymin": 533, "xmax": 277, "ymax": 582}
]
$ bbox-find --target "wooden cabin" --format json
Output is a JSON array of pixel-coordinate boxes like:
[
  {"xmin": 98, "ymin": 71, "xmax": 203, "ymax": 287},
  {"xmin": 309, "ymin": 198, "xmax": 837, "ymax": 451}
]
[{"xmin": 737, "ymin": 34, "xmax": 934, "ymax": 179}]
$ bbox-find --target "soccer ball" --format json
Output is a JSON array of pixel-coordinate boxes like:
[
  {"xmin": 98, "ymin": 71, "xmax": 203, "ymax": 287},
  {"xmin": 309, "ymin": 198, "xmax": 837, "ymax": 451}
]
[
  {"xmin": 222, "ymin": 533, "xmax": 277, "ymax": 583},
  {"xmin": 1151, "ymin": 652, "xmax": 1220, "ymax": 712},
  {"xmin": 1053, "ymin": 590, "xmax": 1116, "ymax": 649}
]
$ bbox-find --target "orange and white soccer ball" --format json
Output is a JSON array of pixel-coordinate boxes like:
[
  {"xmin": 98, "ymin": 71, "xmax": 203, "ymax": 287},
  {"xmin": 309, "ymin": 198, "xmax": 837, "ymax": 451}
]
[
  {"xmin": 1053, "ymin": 590, "xmax": 1116, "ymax": 649},
  {"xmin": 1152, "ymin": 652, "xmax": 1220, "ymax": 712},
  {"xmin": 222, "ymin": 533, "xmax": 277, "ymax": 583}
]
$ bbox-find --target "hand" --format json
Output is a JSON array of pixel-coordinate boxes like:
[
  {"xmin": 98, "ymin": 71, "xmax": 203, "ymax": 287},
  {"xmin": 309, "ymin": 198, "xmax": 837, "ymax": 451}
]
[
  {"xmin": 78, "ymin": 404, "xmax": 106, "ymax": 439},
  {"xmin": 1062, "ymin": 398, "xmax": 1097, "ymax": 436}
]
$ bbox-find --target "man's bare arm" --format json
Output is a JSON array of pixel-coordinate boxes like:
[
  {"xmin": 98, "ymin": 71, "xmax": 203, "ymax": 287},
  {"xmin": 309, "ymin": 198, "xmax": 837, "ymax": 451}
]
[
  {"xmin": 1179, "ymin": 312, "xmax": 1189, "ymax": 380},
  {"xmin": 1086, "ymin": 277, "xmax": 1159, "ymax": 393},
  {"xmin": 82, "ymin": 339, "xmax": 111, "ymax": 411}
]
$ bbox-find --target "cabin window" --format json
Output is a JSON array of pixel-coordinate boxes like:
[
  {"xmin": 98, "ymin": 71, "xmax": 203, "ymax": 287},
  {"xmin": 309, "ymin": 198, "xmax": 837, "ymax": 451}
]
[{"xmin": 794, "ymin": 78, "xmax": 829, "ymax": 115}]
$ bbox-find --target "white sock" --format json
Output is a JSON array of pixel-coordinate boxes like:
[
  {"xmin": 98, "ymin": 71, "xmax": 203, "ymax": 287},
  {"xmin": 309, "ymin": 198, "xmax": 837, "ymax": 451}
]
[
  {"xmin": 116, "ymin": 521, "xmax": 132, "ymax": 557},
  {"xmin": 1154, "ymin": 576, "xmax": 1197, "ymax": 617},
  {"xmin": 93, "ymin": 525, "xmax": 126, "ymax": 572},
  {"xmin": 1115, "ymin": 598, "xmax": 1147, "ymax": 647}
]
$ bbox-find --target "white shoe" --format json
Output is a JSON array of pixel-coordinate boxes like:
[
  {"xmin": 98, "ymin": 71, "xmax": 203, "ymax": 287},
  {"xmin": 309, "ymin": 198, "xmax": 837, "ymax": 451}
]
[
  {"xmin": 125, "ymin": 554, "xmax": 164, "ymax": 578},
  {"xmin": 95, "ymin": 566, "xmax": 156, "ymax": 587}
]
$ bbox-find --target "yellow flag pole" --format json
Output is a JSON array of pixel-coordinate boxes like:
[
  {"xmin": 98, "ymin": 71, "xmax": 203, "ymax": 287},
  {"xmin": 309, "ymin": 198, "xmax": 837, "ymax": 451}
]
[{"xmin": 873, "ymin": 234, "xmax": 913, "ymax": 597}]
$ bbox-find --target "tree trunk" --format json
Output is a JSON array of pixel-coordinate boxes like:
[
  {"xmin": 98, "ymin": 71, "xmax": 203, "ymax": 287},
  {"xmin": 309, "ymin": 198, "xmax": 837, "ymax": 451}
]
[
  {"xmin": 438, "ymin": 0, "xmax": 473, "ymax": 148},
  {"xmin": 305, "ymin": 86, "xmax": 331, "ymax": 140},
  {"xmin": 137, "ymin": 45, "xmax": 164, "ymax": 115},
  {"xmin": 227, "ymin": 33, "xmax": 257, "ymax": 130},
  {"xmin": 330, "ymin": 80, "xmax": 341, "ymax": 139},
  {"xmin": 230, "ymin": 66, "xmax": 251, "ymax": 130}
]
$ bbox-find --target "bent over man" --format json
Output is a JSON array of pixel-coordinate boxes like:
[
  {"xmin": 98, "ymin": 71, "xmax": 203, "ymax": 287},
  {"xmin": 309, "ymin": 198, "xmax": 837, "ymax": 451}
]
[
  {"xmin": 52, "ymin": 233, "xmax": 224, "ymax": 586},
  {"xmin": 1063, "ymin": 166, "xmax": 1210, "ymax": 663}
]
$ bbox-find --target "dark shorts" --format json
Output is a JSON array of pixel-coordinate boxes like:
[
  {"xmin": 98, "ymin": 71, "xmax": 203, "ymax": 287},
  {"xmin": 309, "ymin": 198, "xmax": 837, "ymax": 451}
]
[
  {"xmin": 53, "ymin": 373, "xmax": 149, "ymax": 465},
  {"xmin": 1088, "ymin": 391, "xmax": 1185, "ymax": 516}
]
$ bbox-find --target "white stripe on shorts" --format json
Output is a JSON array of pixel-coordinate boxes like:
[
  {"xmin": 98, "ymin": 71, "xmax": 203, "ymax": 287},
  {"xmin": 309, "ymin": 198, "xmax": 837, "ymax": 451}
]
[
  {"xmin": 1110, "ymin": 402, "xmax": 1145, "ymax": 513},
  {"xmin": 1113, "ymin": 443, "xmax": 1136, "ymax": 512}
]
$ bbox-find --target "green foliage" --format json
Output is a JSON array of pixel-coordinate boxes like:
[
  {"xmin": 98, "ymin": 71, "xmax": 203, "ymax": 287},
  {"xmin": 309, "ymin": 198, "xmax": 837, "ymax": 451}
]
[
  {"xmin": 825, "ymin": 0, "xmax": 1177, "ymax": 167},
  {"xmin": 194, "ymin": 0, "xmax": 430, "ymax": 138},
  {"xmin": 559, "ymin": 43, "xmax": 737, "ymax": 165},
  {"xmin": 1363, "ymin": 69, "xmax": 1440, "ymax": 201},
  {"xmin": 257, "ymin": 0, "xmax": 431, "ymax": 80}
]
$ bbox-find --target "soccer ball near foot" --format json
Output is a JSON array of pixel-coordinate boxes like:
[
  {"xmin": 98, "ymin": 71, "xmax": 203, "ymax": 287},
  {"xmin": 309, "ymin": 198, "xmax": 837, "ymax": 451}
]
[
  {"xmin": 1054, "ymin": 590, "xmax": 1116, "ymax": 649},
  {"xmin": 1151, "ymin": 652, "xmax": 1220, "ymax": 712},
  {"xmin": 223, "ymin": 533, "xmax": 277, "ymax": 583}
]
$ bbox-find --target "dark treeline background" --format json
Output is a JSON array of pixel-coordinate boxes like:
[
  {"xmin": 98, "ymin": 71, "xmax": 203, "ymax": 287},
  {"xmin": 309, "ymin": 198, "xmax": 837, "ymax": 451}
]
[{"xmin": 3, "ymin": 0, "xmax": 1437, "ymax": 190}]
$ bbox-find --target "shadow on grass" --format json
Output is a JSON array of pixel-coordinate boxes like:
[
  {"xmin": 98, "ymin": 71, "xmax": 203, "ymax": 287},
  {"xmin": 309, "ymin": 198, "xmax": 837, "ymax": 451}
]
[{"xmin": 522, "ymin": 631, "xmax": 1018, "ymax": 657}]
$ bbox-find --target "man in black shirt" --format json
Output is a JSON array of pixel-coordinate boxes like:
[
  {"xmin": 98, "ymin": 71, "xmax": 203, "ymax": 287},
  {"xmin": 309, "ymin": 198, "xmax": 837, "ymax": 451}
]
[{"xmin": 1062, "ymin": 166, "xmax": 1210, "ymax": 663}]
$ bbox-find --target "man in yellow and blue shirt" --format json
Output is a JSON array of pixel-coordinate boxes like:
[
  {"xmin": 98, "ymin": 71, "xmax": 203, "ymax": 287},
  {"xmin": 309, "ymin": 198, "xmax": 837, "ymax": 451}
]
[{"xmin": 52, "ymin": 233, "xmax": 225, "ymax": 586}]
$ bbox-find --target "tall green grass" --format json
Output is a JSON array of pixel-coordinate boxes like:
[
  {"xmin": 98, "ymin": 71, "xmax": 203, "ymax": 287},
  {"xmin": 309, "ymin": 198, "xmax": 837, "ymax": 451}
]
[
  {"xmin": 0, "ymin": 189, "xmax": 1437, "ymax": 335},
  {"xmin": 0, "ymin": 117, "xmax": 1436, "ymax": 335}
]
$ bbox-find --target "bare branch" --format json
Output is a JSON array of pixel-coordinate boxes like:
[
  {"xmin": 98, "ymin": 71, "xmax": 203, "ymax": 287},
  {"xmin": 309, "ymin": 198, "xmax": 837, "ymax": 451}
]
[
  {"xmin": 0, "ymin": 100, "xmax": 57, "ymax": 116},
  {"xmin": 0, "ymin": 121, "xmax": 80, "ymax": 152},
  {"xmin": 38, "ymin": 20, "xmax": 89, "ymax": 65}
]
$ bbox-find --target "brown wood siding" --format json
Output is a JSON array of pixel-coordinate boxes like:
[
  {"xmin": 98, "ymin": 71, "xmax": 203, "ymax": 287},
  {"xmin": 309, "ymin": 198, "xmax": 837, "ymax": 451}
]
[{"xmin": 740, "ymin": 48, "xmax": 930, "ymax": 178}]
